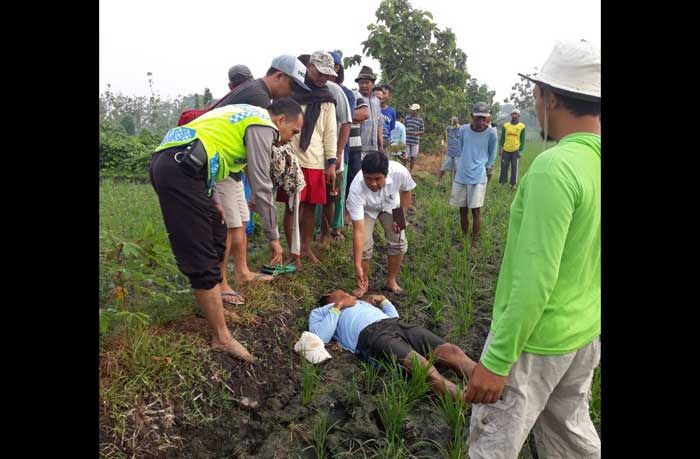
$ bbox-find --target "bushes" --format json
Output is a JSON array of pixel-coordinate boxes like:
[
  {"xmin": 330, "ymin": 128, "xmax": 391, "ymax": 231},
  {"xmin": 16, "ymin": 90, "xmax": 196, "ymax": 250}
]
[{"xmin": 100, "ymin": 120, "xmax": 161, "ymax": 177}]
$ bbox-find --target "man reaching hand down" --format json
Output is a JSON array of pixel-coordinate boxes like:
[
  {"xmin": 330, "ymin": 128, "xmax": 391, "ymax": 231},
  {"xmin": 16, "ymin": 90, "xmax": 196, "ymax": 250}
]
[{"xmin": 346, "ymin": 152, "xmax": 416, "ymax": 296}]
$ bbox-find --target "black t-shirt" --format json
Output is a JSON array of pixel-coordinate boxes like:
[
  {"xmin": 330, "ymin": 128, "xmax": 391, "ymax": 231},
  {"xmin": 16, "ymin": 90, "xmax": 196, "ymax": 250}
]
[{"xmin": 217, "ymin": 78, "xmax": 272, "ymax": 109}]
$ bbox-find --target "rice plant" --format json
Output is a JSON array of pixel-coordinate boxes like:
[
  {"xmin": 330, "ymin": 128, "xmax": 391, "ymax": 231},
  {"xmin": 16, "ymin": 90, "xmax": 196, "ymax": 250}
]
[
  {"xmin": 303, "ymin": 410, "xmax": 338, "ymax": 459},
  {"xmin": 432, "ymin": 383, "xmax": 468, "ymax": 459},
  {"xmin": 300, "ymin": 354, "xmax": 321, "ymax": 406},
  {"xmin": 360, "ymin": 359, "xmax": 382, "ymax": 394}
]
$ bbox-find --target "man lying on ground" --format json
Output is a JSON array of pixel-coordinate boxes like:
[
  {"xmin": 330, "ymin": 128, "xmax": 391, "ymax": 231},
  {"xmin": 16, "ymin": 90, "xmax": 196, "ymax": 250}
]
[{"xmin": 309, "ymin": 289, "xmax": 477, "ymax": 400}]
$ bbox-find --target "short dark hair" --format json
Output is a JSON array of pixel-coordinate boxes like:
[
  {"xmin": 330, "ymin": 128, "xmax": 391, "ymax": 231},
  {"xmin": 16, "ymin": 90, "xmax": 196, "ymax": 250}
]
[
  {"xmin": 318, "ymin": 293, "xmax": 332, "ymax": 306},
  {"xmin": 336, "ymin": 65, "xmax": 345, "ymax": 84},
  {"xmin": 383, "ymin": 84, "xmax": 392, "ymax": 92},
  {"xmin": 539, "ymin": 85, "xmax": 601, "ymax": 117},
  {"xmin": 361, "ymin": 152, "xmax": 389, "ymax": 176},
  {"xmin": 297, "ymin": 54, "xmax": 311, "ymax": 66},
  {"xmin": 268, "ymin": 97, "xmax": 303, "ymax": 118},
  {"xmin": 396, "ymin": 111, "xmax": 403, "ymax": 119},
  {"xmin": 373, "ymin": 85, "xmax": 384, "ymax": 93},
  {"xmin": 230, "ymin": 74, "xmax": 252, "ymax": 86},
  {"xmin": 266, "ymin": 67, "xmax": 280, "ymax": 77}
]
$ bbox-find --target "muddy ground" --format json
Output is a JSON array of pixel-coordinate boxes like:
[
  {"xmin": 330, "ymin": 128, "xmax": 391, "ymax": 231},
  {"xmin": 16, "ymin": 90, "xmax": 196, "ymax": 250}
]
[{"xmin": 99, "ymin": 156, "xmax": 538, "ymax": 458}]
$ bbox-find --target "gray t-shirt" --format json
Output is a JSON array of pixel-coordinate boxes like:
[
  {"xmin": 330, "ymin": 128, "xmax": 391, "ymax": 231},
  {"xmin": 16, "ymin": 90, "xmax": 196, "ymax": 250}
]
[
  {"xmin": 245, "ymin": 125, "xmax": 279, "ymax": 241},
  {"xmin": 326, "ymin": 81, "xmax": 352, "ymax": 126},
  {"xmin": 360, "ymin": 94, "xmax": 382, "ymax": 151},
  {"xmin": 218, "ymin": 78, "xmax": 272, "ymax": 108}
]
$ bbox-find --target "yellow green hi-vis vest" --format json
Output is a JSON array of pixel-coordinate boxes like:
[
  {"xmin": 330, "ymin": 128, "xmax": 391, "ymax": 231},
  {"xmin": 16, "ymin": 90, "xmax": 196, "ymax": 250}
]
[
  {"xmin": 503, "ymin": 122, "xmax": 525, "ymax": 152},
  {"xmin": 156, "ymin": 104, "xmax": 278, "ymax": 191}
]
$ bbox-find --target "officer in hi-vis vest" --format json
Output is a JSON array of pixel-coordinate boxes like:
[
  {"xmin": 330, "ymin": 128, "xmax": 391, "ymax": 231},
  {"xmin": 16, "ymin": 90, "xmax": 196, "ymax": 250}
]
[
  {"xmin": 150, "ymin": 99, "xmax": 304, "ymax": 363},
  {"xmin": 498, "ymin": 108, "xmax": 526, "ymax": 188}
]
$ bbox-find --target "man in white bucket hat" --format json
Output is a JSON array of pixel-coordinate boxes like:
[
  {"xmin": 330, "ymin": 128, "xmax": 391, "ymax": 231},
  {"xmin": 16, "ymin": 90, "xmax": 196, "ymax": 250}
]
[{"xmin": 465, "ymin": 40, "xmax": 601, "ymax": 459}]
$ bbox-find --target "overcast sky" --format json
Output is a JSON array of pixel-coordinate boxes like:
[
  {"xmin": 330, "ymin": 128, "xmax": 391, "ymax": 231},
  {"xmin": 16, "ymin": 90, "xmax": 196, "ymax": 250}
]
[{"xmin": 99, "ymin": 0, "xmax": 600, "ymax": 103}]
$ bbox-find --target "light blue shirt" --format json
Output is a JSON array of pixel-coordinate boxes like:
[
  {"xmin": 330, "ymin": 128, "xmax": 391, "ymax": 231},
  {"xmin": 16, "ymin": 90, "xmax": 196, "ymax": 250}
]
[
  {"xmin": 308, "ymin": 300, "xmax": 399, "ymax": 353},
  {"xmin": 391, "ymin": 121, "xmax": 406, "ymax": 145},
  {"xmin": 455, "ymin": 124, "xmax": 497, "ymax": 185}
]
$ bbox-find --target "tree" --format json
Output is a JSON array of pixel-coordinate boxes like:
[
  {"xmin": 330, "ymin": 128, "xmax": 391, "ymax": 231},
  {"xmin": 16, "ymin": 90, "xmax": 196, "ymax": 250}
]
[
  {"xmin": 506, "ymin": 70, "xmax": 537, "ymax": 117},
  {"xmin": 361, "ymin": 0, "xmax": 498, "ymax": 151}
]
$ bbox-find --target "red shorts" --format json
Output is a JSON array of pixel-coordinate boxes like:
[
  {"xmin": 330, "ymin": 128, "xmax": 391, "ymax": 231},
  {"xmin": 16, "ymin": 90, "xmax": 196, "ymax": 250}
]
[{"xmin": 277, "ymin": 167, "xmax": 327, "ymax": 205}]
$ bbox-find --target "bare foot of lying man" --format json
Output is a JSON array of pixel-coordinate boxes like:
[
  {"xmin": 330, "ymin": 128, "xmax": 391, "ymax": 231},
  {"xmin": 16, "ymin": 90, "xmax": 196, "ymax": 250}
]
[{"xmin": 308, "ymin": 289, "xmax": 477, "ymax": 400}]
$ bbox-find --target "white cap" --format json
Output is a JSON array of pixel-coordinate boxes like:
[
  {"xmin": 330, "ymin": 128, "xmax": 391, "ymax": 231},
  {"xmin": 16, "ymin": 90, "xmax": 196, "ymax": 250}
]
[
  {"xmin": 294, "ymin": 331, "xmax": 332, "ymax": 364},
  {"xmin": 511, "ymin": 108, "xmax": 521, "ymax": 115},
  {"xmin": 519, "ymin": 40, "xmax": 600, "ymax": 101},
  {"xmin": 410, "ymin": 103, "xmax": 420, "ymax": 110}
]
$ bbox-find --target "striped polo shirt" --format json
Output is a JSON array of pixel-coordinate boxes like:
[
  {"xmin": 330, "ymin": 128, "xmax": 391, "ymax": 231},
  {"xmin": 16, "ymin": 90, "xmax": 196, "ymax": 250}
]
[{"xmin": 405, "ymin": 115, "xmax": 424, "ymax": 145}]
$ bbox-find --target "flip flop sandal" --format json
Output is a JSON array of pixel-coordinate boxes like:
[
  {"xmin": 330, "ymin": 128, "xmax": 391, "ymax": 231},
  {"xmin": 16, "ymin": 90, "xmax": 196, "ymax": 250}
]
[
  {"xmin": 222, "ymin": 291, "xmax": 245, "ymax": 305},
  {"xmin": 261, "ymin": 263, "xmax": 297, "ymax": 276}
]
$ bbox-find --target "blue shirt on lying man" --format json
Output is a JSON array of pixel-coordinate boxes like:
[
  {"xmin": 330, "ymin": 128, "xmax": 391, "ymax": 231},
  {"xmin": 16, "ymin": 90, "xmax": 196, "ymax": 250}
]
[
  {"xmin": 309, "ymin": 297, "xmax": 398, "ymax": 353},
  {"xmin": 306, "ymin": 289, "xmax": 478, "ymax": 402}
]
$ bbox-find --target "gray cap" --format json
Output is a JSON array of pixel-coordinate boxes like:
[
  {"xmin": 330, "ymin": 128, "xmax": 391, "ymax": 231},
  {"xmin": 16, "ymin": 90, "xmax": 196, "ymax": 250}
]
[
  {"xmin": 271, "ymin": 55, "xmax": 310, "ymax": 91},
  {"xmin": 228, "ymin": 64, "xmax": 253, "ymax": 85},
  {"xmin": 472, "ymin": 102, "xmax": 490, "ymax": 117}
]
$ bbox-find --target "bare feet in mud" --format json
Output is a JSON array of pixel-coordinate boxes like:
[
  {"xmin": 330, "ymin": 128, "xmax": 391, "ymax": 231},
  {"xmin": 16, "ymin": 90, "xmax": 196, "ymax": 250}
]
[
  {"xmin": 302, "ymin": 249, "xmax": 321, "ymax": 265},
  {"xmin": 330, "ymin": 229, "xmax": 345, "ymax": 241},
  {"xmin": 211, "ymin": 337, "xmax": 256, "ymax": 363},
  {"xmin": 384, "ymin": 281, "xmax": 404, "ymax": 294}
]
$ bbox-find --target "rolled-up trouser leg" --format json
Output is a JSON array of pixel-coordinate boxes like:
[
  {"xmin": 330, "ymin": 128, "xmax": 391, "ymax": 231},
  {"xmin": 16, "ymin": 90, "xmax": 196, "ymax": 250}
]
[{"xmin": 377, "ymin": 211, "xmax": 407, "ymax": 256}]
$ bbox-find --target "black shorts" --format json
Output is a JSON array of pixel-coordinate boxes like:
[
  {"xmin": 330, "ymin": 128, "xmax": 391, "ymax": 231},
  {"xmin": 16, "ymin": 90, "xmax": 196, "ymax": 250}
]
[
  {"xmin": 356, "ymin": 318, "xmax": 446, "ymax": 363},
  {"xmin": 149, "ymin": 145, "xmax": 226, "ymax": 290}
]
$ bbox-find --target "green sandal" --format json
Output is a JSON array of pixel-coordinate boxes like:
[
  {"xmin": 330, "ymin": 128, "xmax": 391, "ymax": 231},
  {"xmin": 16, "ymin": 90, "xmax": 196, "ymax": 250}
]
[{"xmin": 261, "ymin": 263, "xmax": 297, "ymax": 276}]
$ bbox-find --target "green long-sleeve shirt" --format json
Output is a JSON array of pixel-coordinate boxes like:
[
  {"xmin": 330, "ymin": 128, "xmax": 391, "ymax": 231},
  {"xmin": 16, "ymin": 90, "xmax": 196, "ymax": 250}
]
[
  {"xmin": 482, "ymin": 132, "xmax": 601, "ymax": 376},
  {"xmin": 499, "ymin": 123, "xmax": 526, "ymax": 152}
]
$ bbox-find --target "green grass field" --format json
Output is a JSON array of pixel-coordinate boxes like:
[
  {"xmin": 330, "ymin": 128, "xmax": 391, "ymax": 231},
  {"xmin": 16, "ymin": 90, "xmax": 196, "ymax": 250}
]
[{"xmin": 99, "ymin": 142, "xmax": 599, "ymax": 458}]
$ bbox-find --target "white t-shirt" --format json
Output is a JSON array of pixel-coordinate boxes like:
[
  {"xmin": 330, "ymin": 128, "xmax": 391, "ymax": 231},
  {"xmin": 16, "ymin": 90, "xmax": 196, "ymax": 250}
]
[
  {"xmin": 326, "ymin": 81, "xmax": 352, "ymax": 172},
  {"xmin": 346, "ymin": 160, "xmax": 417, "ymax": 221}
]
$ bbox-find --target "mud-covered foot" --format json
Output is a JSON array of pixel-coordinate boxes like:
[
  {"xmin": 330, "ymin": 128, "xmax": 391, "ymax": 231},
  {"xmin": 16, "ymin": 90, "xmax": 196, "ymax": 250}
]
[
  {"xmin": 384, "ymin": 281, "xmax": 404, "ymax": 294},
  {"xmin": 211, "ymin": 338, "xmax": 256, "ymax": 363},
  {"xmin": 302, "ymin": 249, "xmax": 321, "ymax": 265},
  {"xmin": 331, "ymin": 230, "xmax": 345, "ymax": 241}
]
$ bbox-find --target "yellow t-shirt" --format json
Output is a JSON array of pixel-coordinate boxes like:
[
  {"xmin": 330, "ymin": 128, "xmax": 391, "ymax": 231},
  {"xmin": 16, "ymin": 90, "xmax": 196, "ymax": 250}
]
[{"xmin": 503, "ymin": 122, "xmax": 525, "ymax": 152}]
